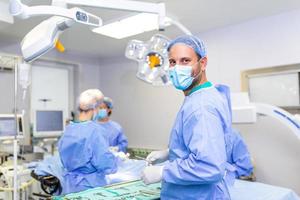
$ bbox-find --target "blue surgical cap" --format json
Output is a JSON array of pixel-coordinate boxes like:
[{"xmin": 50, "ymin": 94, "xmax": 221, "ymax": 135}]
[
  {"xmin": 103, "ymin": 97, "xmax": 113, "ymax": 109},
  {"xmin": 167, "ymin": 35, "xmax": 207, "ymax": 58}
]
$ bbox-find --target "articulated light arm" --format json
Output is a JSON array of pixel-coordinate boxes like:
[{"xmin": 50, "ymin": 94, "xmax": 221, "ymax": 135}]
[
  {"xmin": 66, "ymin": 0, "xmax": 166, "ymax": 30},
  {"xmin": 10, "ymin": 0, "xmax": 73, "ymax": 19},
  {"xmin": 167, "ymin": 17, "xmax": 192, "ymax": 35},
  {"xmin": 11, "ymin": 0, "xmax": 168, "ymax": 63},
  {"xmin": 10, "ymin": 0, "xmax": 165, "ymax": 29},
  {"xmin": 9, "ymin": 0, "xmax": 102, "ymax": 27}
]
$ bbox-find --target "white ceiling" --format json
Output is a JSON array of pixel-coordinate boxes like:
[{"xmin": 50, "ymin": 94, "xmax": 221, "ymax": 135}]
[{"xmin": 1, "ymin": 0, "xmax": 300, "ymax": 60}]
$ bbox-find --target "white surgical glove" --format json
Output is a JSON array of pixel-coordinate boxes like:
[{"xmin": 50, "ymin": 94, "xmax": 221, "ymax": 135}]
[
  {"xmin": 146, "ymin": 149, "xmax": 169, "ymax": 164},
  {"xmin": 109, "ymin": 146, "xmax": 119, "ymax": 153},
  {"xmin": 112, "ymin": 151, "xmax": 130, "ymax": 161},
  {"xmin": 141, "ymin": 165, "xmax": 164, "ymax": 185}
]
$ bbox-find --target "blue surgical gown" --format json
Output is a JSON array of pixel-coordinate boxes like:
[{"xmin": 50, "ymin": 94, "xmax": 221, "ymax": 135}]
[
  {"xmin": 161, "ymin": 86, "xmax": 232, "ymax": 200},
  {"xmin": 215, "ymin": 85, "xmax": 253, "ymax": 178},
  {"xmin": 225, "ymin": 129, "xmax": 253, "ymax": 178},
  {"xmin": 58, "ymin": 121, "xmax": 117, "ymax": 194},
  {"xmin": 98, "ymin": 120, "xmax": 128, "ymax": 153}
]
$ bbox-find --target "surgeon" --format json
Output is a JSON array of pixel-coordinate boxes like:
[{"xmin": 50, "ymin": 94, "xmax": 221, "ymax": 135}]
[
  {"xmin": 58, "ymin": 90, "xmax": 117, "ymax": 194},
  {"xmin": 141, "ymin": 35, "xmax": 232, "ymax": 199},
  {"xmin": 96, "ymin": 97, "xmax": 128, "ymax": 153}
]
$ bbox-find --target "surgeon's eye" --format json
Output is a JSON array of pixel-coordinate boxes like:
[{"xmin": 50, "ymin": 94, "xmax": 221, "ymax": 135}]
[
  {"xmin": 181, "ymin": 58, "xmax": 192, "ymax": 65},
  {"xmin": 169, "ymin": 59, "xmax": 176, "ymax": 67}
]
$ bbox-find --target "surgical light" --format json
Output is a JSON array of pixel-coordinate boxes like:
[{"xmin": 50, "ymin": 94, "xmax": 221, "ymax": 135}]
[
  {"xmin": 125, "ymin": 34, "xmax": 171, "ymax": 85},
  {"xmin": 92, "ymin": 13, "xmax": 171, "ymax": 39},
  {"xmin": 21, "ymin": 16, "xmax": 74, "ymax": 63}
]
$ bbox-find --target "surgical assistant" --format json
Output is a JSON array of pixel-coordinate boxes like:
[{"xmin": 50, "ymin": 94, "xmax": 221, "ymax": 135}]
[
  {"xmin": 58, "ymin": 90, "xmax": 117, "ymax": 194},
  {"xmin": 142, "ymin": 35, "xmax": 232, "ymax": 200},
  {"xmin": 97, "ymin": 97, "xmax": 128, "ymax": 153}
]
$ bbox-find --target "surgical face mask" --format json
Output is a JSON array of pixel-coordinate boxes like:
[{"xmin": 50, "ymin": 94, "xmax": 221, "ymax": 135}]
[
  {"xmin": 168, "ymin": 65, "xmax": 195, "ymax": 90},
  {"xmin": 169, "ymin": 59, "xmax": 202, "ymax": 90},
  {"xmin": 97, "ymin": 109, "xmax": 108, "ymax": 120}
]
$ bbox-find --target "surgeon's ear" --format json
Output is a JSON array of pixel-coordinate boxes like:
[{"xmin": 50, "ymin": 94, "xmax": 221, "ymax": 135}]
[{"xmin": 200, "ymin": 56, "xmax": 207, "ymax": 71}]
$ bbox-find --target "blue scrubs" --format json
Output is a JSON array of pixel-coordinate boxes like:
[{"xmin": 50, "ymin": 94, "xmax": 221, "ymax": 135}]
[
  {"xmin": 58, "ymin": 121, "xmax": 117, "ymax": 194},
  {"xmin": 225, "ymin": 129, "xmax": 253, "ymax": 178},
  {"xmin": 161, "ymin": 82, "xmax": 232, "ymax": 200},
  {"xmin": 98, "ymin": 120, "xmax": 128, "ymax": 153}
]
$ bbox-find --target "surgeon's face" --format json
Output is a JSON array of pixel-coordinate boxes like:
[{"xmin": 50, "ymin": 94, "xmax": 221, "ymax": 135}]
[
  {"xmin": 170, "ymin": 44, "xmax": 208, "ymax": 87},
  {"xmin": 99, "ymin": 102, "xmax": 112, "ymax": 118},
  {"xmin": 168, "ymin": 44, "xmax": 206, "ymax": 77}
]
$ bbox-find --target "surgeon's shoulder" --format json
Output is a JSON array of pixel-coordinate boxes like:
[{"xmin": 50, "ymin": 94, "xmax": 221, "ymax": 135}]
[
  {"xmin": 63, "ymin": 122, "xmax": 81, "ymax": 133},
  {"xmin": 89, "ymin": 122, "xmax": 107, "ymax": 138},
  {"xmin": 182, "ymin": 87, "xmax": 219, "ymax": 117},
  {"xmin": 109, "ymin": 120, "xmax": 122, "ymax": 131},
  {"xmin": 90, "ymin": 121, "xmax": 104, "ymax": 130}
]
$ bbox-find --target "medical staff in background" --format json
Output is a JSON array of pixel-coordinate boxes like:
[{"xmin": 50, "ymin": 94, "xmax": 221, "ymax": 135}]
[
  {"xmin": 58, "ymin": 89, "xmax": 117, "ymax": 194},
  {"xmin": 96, "ymin": 97, "xmax": 128, "ymax": 153},
  {"xmin": 141, "ymin": 35, "xmax": 232, "ymax": 200}
]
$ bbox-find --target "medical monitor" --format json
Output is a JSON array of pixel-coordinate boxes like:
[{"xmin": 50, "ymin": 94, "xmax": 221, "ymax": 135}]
[
  {"xmin": 0, "ymin": 114, "xmax": 24, "ymax": 140},
  {"xmin": 33, "ymin": 110, "xmax": 64, "ymax": 138}
]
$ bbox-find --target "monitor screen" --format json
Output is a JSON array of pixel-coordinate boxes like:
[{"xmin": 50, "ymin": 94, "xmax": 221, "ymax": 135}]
[
  {"xmin": 36, "ymin": 110, "xmax": 63, "ymax": 132},
  {"xmin": 0, "ymin": 115, "xmax": 23, "ymax": 139},
  {"xmin": 0, "ymin": 117, "xmax": 16, "ymax": 137}
]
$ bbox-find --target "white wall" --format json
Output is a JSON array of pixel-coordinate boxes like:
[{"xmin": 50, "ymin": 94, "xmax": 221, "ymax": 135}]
[
  {"xmin": 98, "ymin": 9, "xmax": 300, "ymax": 149},
  {"xmin": 201, "ymin": 9, "xmax": 300, "ymax": 91}
]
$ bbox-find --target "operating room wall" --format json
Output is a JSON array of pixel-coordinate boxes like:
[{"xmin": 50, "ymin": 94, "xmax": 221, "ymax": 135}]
[
  {"xmin": 98, "ymin": 9, "xmax": 300, "ymax": 149},
  {"xmin": 201, "ymin": 9, "xmax": 300, "ymax": 91}
]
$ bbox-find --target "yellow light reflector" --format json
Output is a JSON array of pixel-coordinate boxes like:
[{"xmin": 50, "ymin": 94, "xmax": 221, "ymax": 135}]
[
  {"xmin": 147, "ymin": 53, "xmax": 162, "ymax": 69},
  {"xmin": 55, "ymin": 40, "xmax": 65, "ymax": 52}
]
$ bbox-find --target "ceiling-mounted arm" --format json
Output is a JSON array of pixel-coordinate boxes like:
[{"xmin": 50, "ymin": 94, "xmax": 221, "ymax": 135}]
[
  {"xmin": 167, "ymin": 17, "xmax": 192, "ymax": 35},
  {"xmin": 9, "ymin": 0, "xmax": 72, "ymax": 19},
  {"xmin": 10, "ymin": 0, "xmax": 166, "ymax": 31},
  {"xmin": 66, "ymin": 0, "xmax": 166, "ymax": 30},
  {"xmin": 11, "ymin": 0, "xmax": 168, "ymax": 63},
  {"xmin": 9, "ymin": 0, "xmax": 102, "ymax": 27}
]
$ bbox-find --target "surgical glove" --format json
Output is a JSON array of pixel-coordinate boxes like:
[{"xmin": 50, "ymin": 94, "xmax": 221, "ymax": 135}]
[
  {"xmin": 142, "ymin": 165, "xmax": 164, "ymax": 185},
  {"xmin": 109, "ymin": 146, "xmax": 119, "ymax": 153},
  {"xmin": 146, "ymin": 149, "xmax": 169, "ymax": 164},
  {"xmin": 113, "ymin": 151, "xmax": 130, "ymax": 161}
]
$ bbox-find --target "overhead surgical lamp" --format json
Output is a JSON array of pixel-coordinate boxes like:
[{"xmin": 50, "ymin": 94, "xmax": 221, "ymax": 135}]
[
  {"xmin": 21, "ymin": 16, "xmax": 74, "ymax": 63},
  {"xmin": 126, "ymin": 34, "xmax": 171, "ymax": 85},
  {"xmin": 125, "ymin": 18, "xmax": 192, "ymax": 86}
]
